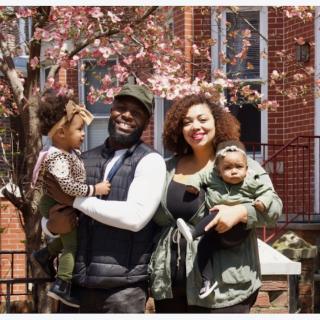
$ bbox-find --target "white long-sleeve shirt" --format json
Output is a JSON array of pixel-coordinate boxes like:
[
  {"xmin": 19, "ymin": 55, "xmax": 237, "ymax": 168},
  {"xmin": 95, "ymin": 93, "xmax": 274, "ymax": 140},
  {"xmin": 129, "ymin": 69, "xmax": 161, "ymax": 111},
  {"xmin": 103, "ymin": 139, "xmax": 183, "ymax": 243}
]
[{"xmin": 42, "ymin": 150, "xmax": 166, "ymax": 236}]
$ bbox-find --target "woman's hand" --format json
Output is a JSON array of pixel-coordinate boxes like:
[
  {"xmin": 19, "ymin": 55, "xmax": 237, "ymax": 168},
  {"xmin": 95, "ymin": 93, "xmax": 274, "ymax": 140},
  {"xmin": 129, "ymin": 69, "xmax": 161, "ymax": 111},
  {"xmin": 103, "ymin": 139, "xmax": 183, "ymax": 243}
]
[
  {"xmin": 47, "ymin": 204, "xmax": 78, "ymax": 234},
  {"xmin": 204, "ymin": 204, "xmax": 248, "ymax": 233},
  {"xmin": 44, "ymin": 172, "xmax": 75, "ymax": 206}
]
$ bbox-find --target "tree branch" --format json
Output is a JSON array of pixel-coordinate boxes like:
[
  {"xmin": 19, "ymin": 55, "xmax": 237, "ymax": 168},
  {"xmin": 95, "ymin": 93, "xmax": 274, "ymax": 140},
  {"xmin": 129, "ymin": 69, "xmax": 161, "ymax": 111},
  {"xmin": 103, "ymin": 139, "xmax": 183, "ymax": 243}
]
[
  {"xmin": 2, "ymin": 187, "xmax": 25, "ymax": 212},
  {"xmin": 227, "ymin": 7, "xmax": 268, "ymax": 43},
  {"xmin": 52, "ymin": 6, "xmax": 159, "ymax": 79}
]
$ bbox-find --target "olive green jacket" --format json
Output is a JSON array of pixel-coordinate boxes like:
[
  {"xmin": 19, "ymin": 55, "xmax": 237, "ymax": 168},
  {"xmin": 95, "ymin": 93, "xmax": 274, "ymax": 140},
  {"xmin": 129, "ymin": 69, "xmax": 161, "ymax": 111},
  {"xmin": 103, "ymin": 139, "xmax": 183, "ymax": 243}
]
[
  {"xmin": 149, "ymin": 156, "xmax": 282, "ymax": 309},
  {"xmin": 188, "ymin": 161, "xmax": 274, "ymax": 211}
]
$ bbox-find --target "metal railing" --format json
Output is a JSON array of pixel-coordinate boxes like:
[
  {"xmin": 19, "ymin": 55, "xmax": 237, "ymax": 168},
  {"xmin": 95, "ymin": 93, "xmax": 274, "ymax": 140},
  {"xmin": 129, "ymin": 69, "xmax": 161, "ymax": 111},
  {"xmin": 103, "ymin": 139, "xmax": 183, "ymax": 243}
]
[
  {"xmin": 0, "ymin": 250, "xmax": 51, "ymax": 313},
  {"xmin": 245, "ymin": 136, "xmax": 320, "ymax": 242}
]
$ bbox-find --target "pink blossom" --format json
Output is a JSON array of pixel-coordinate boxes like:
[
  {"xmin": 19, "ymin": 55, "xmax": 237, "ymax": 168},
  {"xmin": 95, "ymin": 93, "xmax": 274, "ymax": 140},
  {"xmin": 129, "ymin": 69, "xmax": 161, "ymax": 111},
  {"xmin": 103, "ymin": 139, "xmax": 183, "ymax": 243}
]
[
  {"xmin": 89, "ymin": 7, "xmax": 103, "ymax": 19},
  {"xmin": 101, "ymin": 75, "xmax": 112, "ymax": 88},
  {"xmin": 136, "ymin": 48, "xmax": 146, "ymax": 59},
  {"xmin": 30, "ymin": 57, "xmax": 39, "ymax": 70},
  {"xmin": 107, "ymin": 11, "xmax": 121, "ymax": 23},
  {"xmin": 93, "ymin": 39, "xmax": 101, "ymax": 47},
  {"xmin": 258, "ymin": 100, "xmax": 280, "ymax": 111},
  {"xmin": 304, "ymin": 67, "xmax": 314, "ymax": 75},
  {"xmin": 235, "ymin": 47, "xmax": 248, "ymax": 60},
  {"xmin": 47, "ymin": 77, "xmax": 55, "ymax": 88},
  {"xmin": 293, "ymin": 73, "xmax": 305, "ymax": 81},
  {"xmin": 69, "ymin": 60, "xmax": 78, "ymax": 68},
  {"xmin": 242, "ymin": 29, "xmax": 252, "ymax": 38},
  {"xmin": 112, "ymin": 42, "xmax": 125, "ymax": 53},
  {"xmin": 192, "ymin": 44, "xmax": 200, "ymax": 56},
  {"xmin": 113, "ymin": 64, "xmax": 129, "ymax": 82},
  {"xmin": 123, "ymin": 26, "xmax": 134, "ymax": 35},
  {"xmin": 16, "ymin": 7, "xmax": 33, "ymax": 18},
  {"xmin": 271, "ymin": 70, "xmax": 281, "ymax": 80},
  {"xmin": 123, "ymin": 56, "xmax": 134, "ymax": 65},
  {"xmin": 99, "ymin": 47, "xmax": 114, "ymax": 59},
  {"xmin": 33, "ymin": 28, "xmax": 43, "ymax": 41}
]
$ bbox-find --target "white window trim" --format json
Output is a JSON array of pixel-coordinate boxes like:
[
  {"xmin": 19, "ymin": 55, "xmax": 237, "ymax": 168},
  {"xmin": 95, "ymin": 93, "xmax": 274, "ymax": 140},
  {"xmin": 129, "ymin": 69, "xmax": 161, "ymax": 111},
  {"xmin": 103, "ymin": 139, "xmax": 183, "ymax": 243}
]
[
  {"xmin": 40, "ymin": 65, "xmax": 51, "ymax": 91},
  {"xmin": 154, "ymin": 96, "xmax": 165, "ymax": 155},
  {"xmin": 78, "ymin": 57, "xmax": 118, "ymax": 151},
  {"xmin": 211, "ymin": 6, "xmax": 268, "ymax": 159}
]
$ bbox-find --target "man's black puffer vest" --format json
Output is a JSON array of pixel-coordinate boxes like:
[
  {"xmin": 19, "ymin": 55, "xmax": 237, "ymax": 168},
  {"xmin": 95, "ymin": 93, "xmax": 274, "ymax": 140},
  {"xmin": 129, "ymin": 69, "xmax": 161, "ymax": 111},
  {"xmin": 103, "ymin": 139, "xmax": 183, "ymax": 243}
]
[{"xmin": 73, "ymin": 140, "xmax": 157, "ymax": 289}]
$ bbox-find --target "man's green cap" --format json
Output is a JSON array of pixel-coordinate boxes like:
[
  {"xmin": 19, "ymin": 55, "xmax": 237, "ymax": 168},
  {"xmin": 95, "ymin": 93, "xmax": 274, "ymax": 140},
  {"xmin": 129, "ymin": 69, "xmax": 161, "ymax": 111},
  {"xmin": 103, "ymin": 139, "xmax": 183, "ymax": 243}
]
[{"xmin": 115, "ymin": 84, "xmax": 154, "ymax": 116}]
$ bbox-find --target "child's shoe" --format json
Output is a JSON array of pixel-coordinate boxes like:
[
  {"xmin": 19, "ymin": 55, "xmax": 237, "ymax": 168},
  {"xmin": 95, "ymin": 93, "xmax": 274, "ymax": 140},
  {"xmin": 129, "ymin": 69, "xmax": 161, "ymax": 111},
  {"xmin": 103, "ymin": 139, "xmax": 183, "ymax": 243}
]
[
  {"xmin": 177, "ymin": 218, "xmax": 194, "ymax": 242},
  {"xmin": 198, "ymin": 280, "xmax": 218, "ymax": 299},
  {"xmin": 47, "ymin": 278, "xmax": 80, "ymax": 308},
  {"xmin": 30, "ymin": 247, "xmax": 56, "ymax": 279}
]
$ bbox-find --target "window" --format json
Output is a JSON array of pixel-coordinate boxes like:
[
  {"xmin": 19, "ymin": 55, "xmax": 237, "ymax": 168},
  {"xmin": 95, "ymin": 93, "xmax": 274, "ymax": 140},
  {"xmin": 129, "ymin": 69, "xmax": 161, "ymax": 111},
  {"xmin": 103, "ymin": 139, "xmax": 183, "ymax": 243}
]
[
  {"xmin": 18, "ymin": 16, "xmax": 32, "ymax": 55},
  {"xmin": 212, "ymin": 7, "xmax": 268, "ymax": 154},
  {"xmin": 79, "ymin": 59, "xmax": 117, "ymax": 150},
  {"xmin": 154, "ymin": 97, "xmax": 173, "ymax": 158},
  {"xmin": 40, "ymin": 66, "xmax": 51, "ymax": 91}
]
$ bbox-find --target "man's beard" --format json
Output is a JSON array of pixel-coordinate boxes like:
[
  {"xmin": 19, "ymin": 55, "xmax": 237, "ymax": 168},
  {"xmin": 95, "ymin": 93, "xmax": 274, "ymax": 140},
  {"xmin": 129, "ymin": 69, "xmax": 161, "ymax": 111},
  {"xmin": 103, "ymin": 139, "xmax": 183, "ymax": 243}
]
[{"xmin": 108, "ymin": 119, "xmax": 143, "ymax": 148}]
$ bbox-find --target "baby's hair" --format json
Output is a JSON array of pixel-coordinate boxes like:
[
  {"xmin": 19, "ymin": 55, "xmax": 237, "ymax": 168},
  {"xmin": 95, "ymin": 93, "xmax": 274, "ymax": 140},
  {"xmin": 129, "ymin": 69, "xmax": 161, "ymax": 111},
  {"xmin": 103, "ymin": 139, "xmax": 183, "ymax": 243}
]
[
  {"xmin": 215, "ymin": 140, "xmax": 247, "ymax": 167},
  {"xmin": 37, "ymin": 89, "xmax": 70, "ymax": 136}
]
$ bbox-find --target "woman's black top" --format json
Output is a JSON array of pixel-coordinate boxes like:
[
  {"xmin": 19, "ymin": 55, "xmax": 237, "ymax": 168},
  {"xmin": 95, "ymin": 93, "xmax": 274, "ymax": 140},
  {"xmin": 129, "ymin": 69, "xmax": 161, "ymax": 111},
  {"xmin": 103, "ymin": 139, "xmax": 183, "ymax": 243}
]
[{"xmin": 166, "ymin": 179, "xmax": 205, "ymax": 286}]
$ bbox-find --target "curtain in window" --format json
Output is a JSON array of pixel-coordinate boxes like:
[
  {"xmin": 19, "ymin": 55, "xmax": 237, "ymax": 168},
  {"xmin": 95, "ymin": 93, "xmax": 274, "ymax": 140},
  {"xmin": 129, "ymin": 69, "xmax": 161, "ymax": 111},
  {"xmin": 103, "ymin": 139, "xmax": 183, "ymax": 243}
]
[{"xmin": 226, "ymin": 11, "xmax": 260, "ymax": 80}]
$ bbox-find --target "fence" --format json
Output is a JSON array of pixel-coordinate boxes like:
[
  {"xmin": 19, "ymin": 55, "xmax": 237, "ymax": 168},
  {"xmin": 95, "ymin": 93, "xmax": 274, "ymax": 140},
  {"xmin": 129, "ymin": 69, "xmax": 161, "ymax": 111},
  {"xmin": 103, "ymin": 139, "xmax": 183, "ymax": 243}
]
[
  {"xmin": 0, "ymin": 250, "xmax": 50, "ymax": 313},
  {"xmin": 246, "ymin": 136, "xmax": 320, "ymax": 242}
]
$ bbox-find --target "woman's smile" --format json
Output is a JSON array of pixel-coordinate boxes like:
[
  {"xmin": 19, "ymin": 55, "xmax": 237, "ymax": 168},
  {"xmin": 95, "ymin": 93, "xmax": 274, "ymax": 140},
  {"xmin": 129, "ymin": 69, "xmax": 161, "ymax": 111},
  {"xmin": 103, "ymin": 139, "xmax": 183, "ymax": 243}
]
[{"xmin": 190, "ymin": 131, "xmax": 206, "ymax": 141}]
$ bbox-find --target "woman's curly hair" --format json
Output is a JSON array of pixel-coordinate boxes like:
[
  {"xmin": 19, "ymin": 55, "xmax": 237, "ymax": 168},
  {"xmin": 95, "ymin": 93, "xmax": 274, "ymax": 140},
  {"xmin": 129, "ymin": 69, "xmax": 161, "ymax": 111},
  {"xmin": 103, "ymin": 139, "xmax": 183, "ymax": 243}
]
[
  {"xmin": 37, "ymin": 89, "xmax": 69, "ymax": 136},
  {"xmin": 163, "ymin": 94, "xmax": 241, "ymax": 156}
]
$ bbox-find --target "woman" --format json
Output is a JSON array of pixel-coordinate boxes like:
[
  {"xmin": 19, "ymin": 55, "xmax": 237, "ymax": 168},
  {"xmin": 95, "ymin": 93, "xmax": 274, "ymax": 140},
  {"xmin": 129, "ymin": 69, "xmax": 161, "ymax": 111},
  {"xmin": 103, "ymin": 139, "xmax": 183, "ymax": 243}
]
[{"xmin": 149, "ymin": 94, "xmax": 282, "ymax": 313}]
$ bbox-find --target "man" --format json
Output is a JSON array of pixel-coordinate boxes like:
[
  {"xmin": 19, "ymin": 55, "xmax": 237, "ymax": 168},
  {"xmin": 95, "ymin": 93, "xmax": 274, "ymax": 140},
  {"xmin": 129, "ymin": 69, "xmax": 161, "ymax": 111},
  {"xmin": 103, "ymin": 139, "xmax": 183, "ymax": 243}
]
[{"xmin": 40, "ymin": 84, "xmax": 166, "ymax": 313}]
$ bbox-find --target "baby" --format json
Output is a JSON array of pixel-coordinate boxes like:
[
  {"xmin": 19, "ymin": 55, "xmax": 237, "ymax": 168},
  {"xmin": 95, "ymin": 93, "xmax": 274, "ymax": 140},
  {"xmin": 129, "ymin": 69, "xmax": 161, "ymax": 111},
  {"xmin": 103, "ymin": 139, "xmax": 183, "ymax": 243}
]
[{"xmin": 177, "ymin": 140, "xmax": 273, "ymax": 299}]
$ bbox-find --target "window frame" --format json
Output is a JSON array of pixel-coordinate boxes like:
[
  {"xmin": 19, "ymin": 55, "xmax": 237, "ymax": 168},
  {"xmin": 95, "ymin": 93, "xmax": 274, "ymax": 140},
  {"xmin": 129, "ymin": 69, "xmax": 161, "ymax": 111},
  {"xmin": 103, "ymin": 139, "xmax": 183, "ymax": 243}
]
[
  {"xmin": 78, "ymin": 57, "xmax": 118, "ymax": 151},
  {"xmin": 211, "ymin": 6, "xmax": 268, "ymax": 158}
]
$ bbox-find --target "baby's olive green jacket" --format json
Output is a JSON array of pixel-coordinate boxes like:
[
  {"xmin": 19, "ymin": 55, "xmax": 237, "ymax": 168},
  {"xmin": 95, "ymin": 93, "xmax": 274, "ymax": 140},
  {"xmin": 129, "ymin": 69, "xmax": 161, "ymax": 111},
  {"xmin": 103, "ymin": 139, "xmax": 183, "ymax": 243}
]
[{"xmin": 148, "ymin": 156, "xmax": 283, "ymax": 309}]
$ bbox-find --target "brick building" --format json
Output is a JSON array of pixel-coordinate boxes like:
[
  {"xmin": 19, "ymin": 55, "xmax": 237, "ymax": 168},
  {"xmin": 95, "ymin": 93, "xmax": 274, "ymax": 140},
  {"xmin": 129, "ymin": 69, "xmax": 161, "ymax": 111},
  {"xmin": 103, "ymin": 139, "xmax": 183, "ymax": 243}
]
[{"xmin": 1, "ymin": 6, "xmax": 320, "ymax": 312}]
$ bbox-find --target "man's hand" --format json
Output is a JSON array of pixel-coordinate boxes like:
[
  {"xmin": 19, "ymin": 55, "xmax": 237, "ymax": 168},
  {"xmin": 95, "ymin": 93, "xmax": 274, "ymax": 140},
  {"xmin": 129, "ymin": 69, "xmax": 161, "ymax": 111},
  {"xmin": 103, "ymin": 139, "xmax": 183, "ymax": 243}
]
[
  {"xmin": 45, "ymin": 172, "xmax": 75, "ymax": 206},
  {"xmin": 47, "ymin": 204, "xmax": 78, "ymax": 235},
  {"xmin": 204, "ymin": 204, "xmax": 248, "ymax": 233}
]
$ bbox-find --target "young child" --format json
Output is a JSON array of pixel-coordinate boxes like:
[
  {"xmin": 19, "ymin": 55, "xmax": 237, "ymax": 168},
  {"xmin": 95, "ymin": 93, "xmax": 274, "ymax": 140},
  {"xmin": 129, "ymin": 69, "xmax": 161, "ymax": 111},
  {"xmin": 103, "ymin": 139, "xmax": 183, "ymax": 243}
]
[
  {"xmin": 30, "ymin": 89, "xmax": 111, "ymax": 308},
  {"xmin": 177, "ymin": 140, "xmax": 274, "ymax": 299}
]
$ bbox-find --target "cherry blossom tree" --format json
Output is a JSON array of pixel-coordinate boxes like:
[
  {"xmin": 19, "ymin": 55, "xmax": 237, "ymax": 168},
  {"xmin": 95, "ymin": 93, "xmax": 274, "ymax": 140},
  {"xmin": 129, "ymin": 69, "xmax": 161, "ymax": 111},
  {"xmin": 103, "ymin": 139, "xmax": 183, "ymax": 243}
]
[{"xmin": 0, "ymin": 5, "xmax": 319, "ymax": 311}]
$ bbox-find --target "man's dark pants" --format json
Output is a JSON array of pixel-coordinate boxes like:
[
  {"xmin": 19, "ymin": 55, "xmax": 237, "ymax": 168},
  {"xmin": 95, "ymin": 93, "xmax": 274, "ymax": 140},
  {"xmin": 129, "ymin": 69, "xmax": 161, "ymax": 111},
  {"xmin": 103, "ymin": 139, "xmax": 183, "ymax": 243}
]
[{"xmin": 59, "ymin": 283, "xmax": 148, "ymax": 313}]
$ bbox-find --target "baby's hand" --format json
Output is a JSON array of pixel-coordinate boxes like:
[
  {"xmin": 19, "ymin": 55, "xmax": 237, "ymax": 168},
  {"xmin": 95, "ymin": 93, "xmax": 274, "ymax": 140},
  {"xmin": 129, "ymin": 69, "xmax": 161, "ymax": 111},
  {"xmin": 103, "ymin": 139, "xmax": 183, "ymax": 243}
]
[
  {"xmin": 95, "ymin": 180, "xmax": 111, "ymax": 196},
  {"xmin": 254, "ymin": 200, "xmax": 266, "ymax": 213}
]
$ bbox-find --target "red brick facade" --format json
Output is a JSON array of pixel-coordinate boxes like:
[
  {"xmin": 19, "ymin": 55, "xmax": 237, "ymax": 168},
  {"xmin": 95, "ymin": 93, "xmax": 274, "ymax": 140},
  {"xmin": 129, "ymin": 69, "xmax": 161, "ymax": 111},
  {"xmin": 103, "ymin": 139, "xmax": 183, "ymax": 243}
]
[
  {"xmin": 0, "ymin": 199, "xmax": 26, "ymax": 303},
  {"xmin": 268, "ymin": 7, "xmax": 315, "ymax": 145}
]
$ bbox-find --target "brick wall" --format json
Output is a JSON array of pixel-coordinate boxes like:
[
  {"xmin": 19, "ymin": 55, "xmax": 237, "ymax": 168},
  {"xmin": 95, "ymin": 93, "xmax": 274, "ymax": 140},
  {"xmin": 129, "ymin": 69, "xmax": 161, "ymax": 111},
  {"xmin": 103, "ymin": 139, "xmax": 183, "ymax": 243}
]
[
  {"xmin": 192, "ymin": 7, "xmax": 211, "ymax": 80},
  {"xmin": 267, "ymin": 7, "xmax": 316, "ymax": 217},
  {"xmin": 252, "ymin": 275, "xmax": 290, "ymax": 313},
  {"xmin": 0, "ymin": 199, "xmax": 26, "ymax": 303},
  {"xmin": 268, "ymin": 8, "xmax": 315, "ymax": 145},
  {"xmin": 173, "ymin": 7, "xmax": 193, "ymax": 76}
]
